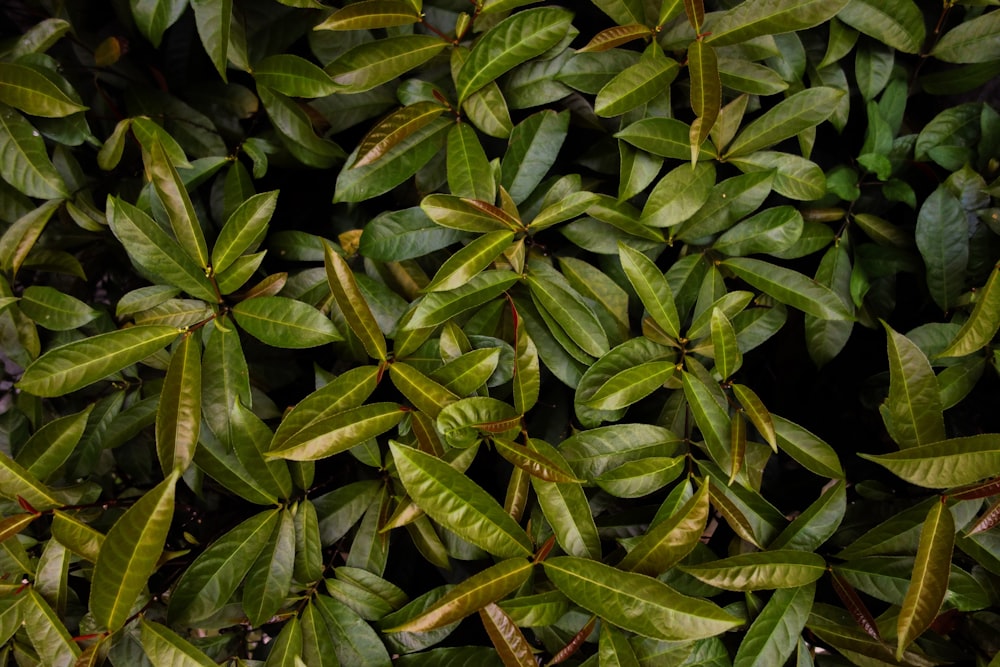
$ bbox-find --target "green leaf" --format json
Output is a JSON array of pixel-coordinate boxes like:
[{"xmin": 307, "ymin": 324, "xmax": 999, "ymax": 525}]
[
  {"xmin": 335, "ymin": 116, "xmax": 449, "ymax": 202},
  {"xmin": 513, "ymin": 315, "xmax": 540, "ymax": 414},
  {"xmin": 19, "ymin": 285, "xmax": 97, "ymax": 331},
  {"xmin": 561, "ymin": 424, "xmax": 682, "ymax": 480},
  {"xmin": 773, "ymin": 415, "xmax": 844, "ymax": 478},
  {"xmin": 689, "ymin": 41, "xmax": 721, "ymax": 164},
  {"xmin": 595, "ymin": 48, "xmax": 679, "ymax": 118},
  {"xmin": 683, "ymin": 370, "xmax": 733, "ymax": 474},
  {"xmin": 315, "ymin": 0, "xmax": 421, "ymax": 30},
  {"xmin": 681, "ymin": 550, "xmax": 827, "ymax": 591},
  {"xmin": 326, "ymin": 35, "xmax": 447, "ymax": 93},
  {"xmin": 129, "ymin": 0, "xmax": 186, "ymax": 47},
  {"xmin": 0, "ymin": 104, "xmax": 68, "ymax": 198},
  {"xmin": 422, "ymin": 194, "xmax": 521, "ymax": 233},
  {"xmin": 437, "ymin": 396, "xmax": 520, "ymax": 448},
  {"xmin": 106, "ymin": 197, "xmax": 217, "ymax": 301},
  {"xmin": 641, "ymin": 162, "xmax": 715, "ymax": 229},
  {"xmin": 718, "ymin": 58, "xmax": 789, "ymax": 95},
  {"xmin": 254, "ymin": 54, "xmax": 339, "ymax": 98},
  {"xmin": 169, "ymin": 509, "xmax": 279, "ymax": 624},
  {"xmin": 706, "ymin": 0, "xmax": 850, "ymax": 46},
  {"xmin": 271, "ymin": 366, "xmax": 379, "ymax": 451},
  {"xmin": 527, "ymin": 438, "xmax": 601, "ymax": 559},
  {"xmin": 595, "ymin": 456, "xmax": 684, "ymax": 498},
  {"xmin": 501, "ymin": 110, "xmax": 570, "ymax": 204},
  {"xmin": 146, "ymin": 138, "xmax": 209, "ymax": 268},
  {"xmin": 389, "ymin": 442, "xmax": 533, "ymax": 558},
  {"xmin": 353, "ymin": 102, "xmax": 446, "ymax": 170},
  {"xmin": 619, "ymin": 243, "xmax": 681, "ymax": 340},
  {"xmin": 360, "ymin": 208, "xmax": 467, "ymax": 261},
  {"xmin": 0, "ymin": 62, "xmax": 87, "ymax": 117},
  {"xmin": 233, "ymin": 296, "xmax": 342, "ymax": 348},
  {"xmin": 385, "ymin": 558, "xmax": 532, "ymax": 633},
  {"xmin": 456, "ymin": 8, "xmax": 574, "ymax": 103},
  {"xmin": 425, "ymin": 230, "xmax": 515, "ymax": 293},
  {"xmin": 837, "ymin": 0, "xmax": 926, "ymax": 54},
  {"xmin": 616, "ymin": 117, "xmax": 716, "ymax": 161},
  {"xmin": 268, "ymin": 403, "xmax": 405, "ymax": 461},
  {"xmin": 212, "ymin": 190, "xmax": 277, "ymax": 274},
  {"xmin": 932, "ymin": 10, "xmax": 1000, "ymax": 64},
  {"xmin": 258, "ymin": 86, "xmax": 345, "ymax": 169},
  {"xmin": 722, "ymin": 87, "xmax": 846, "ymax": 158},
  {"xmin": 584, "ymin": 357, "xmax": 675, "ymax": 411},
  {"xmin": 729, "ymin": 151, "xmax": 826, "ymax": 201},
  {"xmin": 480, "ymin": 602, "xmax": 536, "ymax": 667},
  {"xmin": 446, "ymin": 122, "xmax": 495, "ymax": 201},
  {"xmin": 881, "ymin": 322, "xmax": 945, "ymax": 450},
  {"xmin": 938, "ymin": 263, "xmax": 1000, "ymax": 359},
  {"xmin": 733, "ymin": 582, "xmax": 815, "ymax": 667},
  {"xmin": 619, "ymin": 481, "xmax": 710, "ymax": 576},
  {"xmin": 0, "ymin": 449, "xmax": 61, "ymax": 509},
  {"xmin": 860, "ymin": 434, "xmax": 1000, "ymax": 487},
  {"xmin": 543, "ymin": 556, "xmax": 742, "ymax": 641},
  {"xmin": 771, "ymin": 479, "xmax": 846, "ymax": 551},
  {"xmin": 18, "ymin": 325, "xmax": 179, "ymax": 397},
  {"xmin": 721, "ymin": 257, "xmax": 853, "ymax": 321},
  {"xmin": 314, "ymin": 594, "xmax": 393, "ymax": 667},
  {"xmin": 433, "ymin": 347, "xmax": 502, "ymax": 396},
  {"xmin": 325, "ymin": 242, "xmax": 386, "ymax": 361},
  {"xmin": 244, "ymin": 509, "xmax": 296, "ymax": 626},
  {"xmin": 265, "ymin": 617, "xmax": 302, "ymax": 667},
  {"xmin": 915, "ymin": 185, "xmax": 968, "ymax": 312},
  {"xmin": 190, "ymin": 0, "xmax": 231, "ymax": 81},
  {"xmin": 713, "ymin": 206, "xmax": 804, "ymax": 258},
  {"xmin": 140, "ymin": 619, "xmax": 216, "ymax": 667},
  {"xmin": 15, "ymin": 405, "xmax": 91, "ymax": 483},
  {"xmin": 391, "ymin": 362, "xmax": 459, "ymax": 417},
  {"xmin": 676, "ymin": 170, "xmax": 774, "ymax": 241},
  {"xmin": 22, "ymin": 588, "xmax": 79, "ymax": 666},
  {"xmin": 156, "ymin": 332, "xmax": 201, "ymax": 475},
  {"xmin": 897, "ymin": 500, "xmax": 955, "ymax": 659},
  {"xmin": 528, "ymin": 261, "xmax": 609, "ymax": 358},
  {"xmin": 410, "ymin": 270, "xmax": 519, "ymax": 328},
  {"xmin": 91, "ymin": 471, "xmax": 178, "ymax": 630}
]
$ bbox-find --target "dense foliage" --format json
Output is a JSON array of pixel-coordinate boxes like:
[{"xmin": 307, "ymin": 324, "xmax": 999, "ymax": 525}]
[{"xmin": 1, "ymin": 0, "xmax": 1000, "ymax": 664}]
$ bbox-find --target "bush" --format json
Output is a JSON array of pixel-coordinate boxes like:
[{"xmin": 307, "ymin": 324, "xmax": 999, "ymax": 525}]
[{"xmin": 1, "ymin": 0, "xmax": 999, "ymax": 664}]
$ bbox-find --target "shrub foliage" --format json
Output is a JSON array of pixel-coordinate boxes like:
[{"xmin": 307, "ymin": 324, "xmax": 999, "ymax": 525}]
[{"xmin": 1, "ymin": 0, "xmax": 1000, "ymax": 664}]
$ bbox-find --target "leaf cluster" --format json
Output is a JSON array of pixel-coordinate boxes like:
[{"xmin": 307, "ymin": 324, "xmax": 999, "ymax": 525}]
[{"xmin": 0, "ymin": 0, "xmax": 999, "ymax": 665}]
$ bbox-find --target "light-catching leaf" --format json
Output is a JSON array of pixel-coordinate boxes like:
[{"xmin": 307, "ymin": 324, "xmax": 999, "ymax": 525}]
[
  {"xmin": 543, "ymin": 556, "xmax": 742, "ymax": 640},
  {"xmin": 18, "ymin": 325, "xmax": 180, "ymax": 397},
  {"xmin": 390, "ymin": 442, "xmax": 533, "ymax": 558},
  {"xmin": 90, "ymin": 471, "xmax": 178, "ymax": 631},
  {"xmin": 896, "ymin": 500, "xmax": 955, "ymax": 659}
]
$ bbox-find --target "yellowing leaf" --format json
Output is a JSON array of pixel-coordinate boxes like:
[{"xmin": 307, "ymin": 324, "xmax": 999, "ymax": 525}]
[{"xmin": 896, "ymin": 500, "xmax": 954, "ymax": 658}]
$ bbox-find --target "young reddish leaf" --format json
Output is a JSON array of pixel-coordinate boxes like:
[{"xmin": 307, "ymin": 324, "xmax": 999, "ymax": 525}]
[
  {"xmin": 548, "ymin": 615, "xmax": 596, "ymax": 665},
  {"xmin": 831, "ymin": 570, "xmax": 881, "ymax": 641}
]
